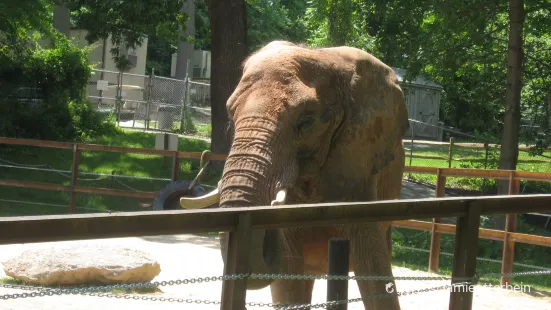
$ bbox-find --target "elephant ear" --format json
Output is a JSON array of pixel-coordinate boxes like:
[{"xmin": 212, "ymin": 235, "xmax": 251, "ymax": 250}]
[{"xmin": 317, "ymin": 46, "xmax": 409, "ymax": 201}]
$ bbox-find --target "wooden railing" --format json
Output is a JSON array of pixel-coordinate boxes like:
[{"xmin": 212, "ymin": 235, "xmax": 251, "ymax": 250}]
[
  {"xmin": 1, "ymin": 137, "xmax": 551, "ymax": 288},
  {"xmin": 401, "ymin": 165, "xmax": 551, "ymax": 286},
  {"xmin": 1, "ymin": 194, "xmax": 551, "ymax": 310},
  {"xmin": 0, "ymin": 137, "xmax": 227, "ymax": 213}
]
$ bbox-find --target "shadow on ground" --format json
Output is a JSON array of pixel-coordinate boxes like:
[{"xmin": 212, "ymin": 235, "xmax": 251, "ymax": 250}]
[{"xmin": 140, "ymin": 234, "xmax": 220, "ymax": 249}]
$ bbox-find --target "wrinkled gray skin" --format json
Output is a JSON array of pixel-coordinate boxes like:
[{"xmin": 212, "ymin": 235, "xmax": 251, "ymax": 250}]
[{"xmin": 218, "ymin": 41, "xmax": 408, "ymax": 309}]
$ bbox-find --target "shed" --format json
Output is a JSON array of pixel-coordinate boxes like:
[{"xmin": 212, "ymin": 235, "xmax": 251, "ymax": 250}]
[{"xmin": 392, "ymin": 67, "xmax": 444, "ymax": 140}]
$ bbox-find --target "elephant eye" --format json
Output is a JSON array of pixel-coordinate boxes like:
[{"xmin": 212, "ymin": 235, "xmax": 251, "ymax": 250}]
[{"xmin": 297, "ymin": 113, "xmax": 315, "ymax": 136}]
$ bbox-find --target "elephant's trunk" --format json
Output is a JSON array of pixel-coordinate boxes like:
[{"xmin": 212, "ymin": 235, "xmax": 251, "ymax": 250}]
[{"xmin": 218, "ymin": 117, "xmax": 296, "ymax": 290}]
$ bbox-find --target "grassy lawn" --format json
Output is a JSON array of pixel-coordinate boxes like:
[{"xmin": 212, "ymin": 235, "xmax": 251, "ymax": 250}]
[
  {"xmin": 0, "ymin": 128, "xmax": 221, "ymax": 216},
  {"xmin": 391, "ymin": 220, "xmax": 551, "ymax": 292},
  {"xmin": 404, "ymin": 143, "xmax": 551, "ymax": 194}
]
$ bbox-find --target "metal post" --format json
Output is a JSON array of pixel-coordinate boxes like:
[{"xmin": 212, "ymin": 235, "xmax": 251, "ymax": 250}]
[
  {"xmin": 449, "ymin": 203, "xmax": 481, "ymax": 310},
  {"xmin": 327, "ymin": 238, "xmax": 350, "ymax": 310},
  {"xmin": 179, "ymin": 59, "xmax": 190, "ymax": 133},
  {"xmin": 146, "ymin": 68, "xmax": 154, "ymax": 130}
]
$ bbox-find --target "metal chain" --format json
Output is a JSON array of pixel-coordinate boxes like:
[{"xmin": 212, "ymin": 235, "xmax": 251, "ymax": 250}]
[
  {"xmin": 2, "ymin": 269, "xmax": 549, "ymax": 302},
  {"xmin": 267, "ymin": 284, "xmax": 453, "ymax": 309},
  {"xmin": 480, "ymin": 270, "xmax": 551, "ymax": 278}
]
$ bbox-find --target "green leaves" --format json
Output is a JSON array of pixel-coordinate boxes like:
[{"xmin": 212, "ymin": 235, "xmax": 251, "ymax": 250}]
[{"xmin": 67, "ymin": 0, "xmax": 188, "ymax": 69}]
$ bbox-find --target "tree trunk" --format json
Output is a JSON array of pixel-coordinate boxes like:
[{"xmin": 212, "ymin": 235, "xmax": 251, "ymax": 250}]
[
  {"xmin": 208, "ymin": 0, "xmax": 247, "ymax": 169},
  {"xmin": 547, "ymin": 90, "xmax": 551, "ymax": 134},
  {"xmin": 53, "ymin": 5, "xmax": 71, "ymax": 37},
  {"xmin": 328, "ymin": 0, "xmax": 352, "ymax": 46},
  {"xmin": 175, "ymin": 0, "xmax": 196, "ymax": 80},
  {"xmin": 495, "ymin": 0, "xmax": 525, "ymax": 229}
]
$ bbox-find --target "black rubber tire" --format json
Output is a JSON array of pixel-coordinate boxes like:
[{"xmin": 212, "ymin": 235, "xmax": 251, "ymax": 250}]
[{"xmin": 153, "ymin": 180, "xmax": 212, "ymax": 210}]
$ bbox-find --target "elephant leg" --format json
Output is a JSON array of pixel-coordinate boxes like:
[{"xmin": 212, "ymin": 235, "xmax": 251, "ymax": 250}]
[
  {"xmin": 377, "ymin": 144, "xmax": 406, "ymax": 261},
  {"xmin": 350, "ymin": 223, "xmax": 401, "ymax": 310},
  {"xmin": 270, "ymin": 278, "xmax": 315, "ymax": 308},
  {"xmin": 270, "ymin": 229, "xmax": 315, "ymax": 308}
]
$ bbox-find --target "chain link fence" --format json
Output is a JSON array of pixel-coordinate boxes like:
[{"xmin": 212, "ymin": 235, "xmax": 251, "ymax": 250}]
[{"xmin": 87, "ymin": 69, "xmax": 210, "ymax": 133}]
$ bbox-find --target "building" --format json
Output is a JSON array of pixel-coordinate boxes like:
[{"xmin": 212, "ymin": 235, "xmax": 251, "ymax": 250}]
[
  {"xmin": 170, "ymin": 50, "xmax": 211, "ymax": 79},
  {"xmin": 392, "ymin": 67, "xmax": 444, "ymax": 140}
]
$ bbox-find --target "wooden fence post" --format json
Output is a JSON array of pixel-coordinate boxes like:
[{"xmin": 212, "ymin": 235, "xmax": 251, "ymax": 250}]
[
  {"xmin": 449, "ymin": 202, "xmax": 481, "ymax": 310},
  {"xmin": 220, "ymin": 213, "xmax": 253, "ymax": 310},
  {"xmin": 68, "ymin": 144, "xmax": 81, "ymax": 214},
  {"xmin": 171, "ymin": 151, "xmax": 179, "ymax": 182},
  {"xmin": 327, "ymin": 238, "xmax": 350, "ymax": 310},
  {"xmin": 448, "ymin": 137, "xmax": 455, "ymax": 168},
  {"xmin": 501, "ymin": 172, "xmax": 520, "ymax": 286},
  {"xmin": 428, "ymin": 169, "xmax": 446, "ymax": 273}
]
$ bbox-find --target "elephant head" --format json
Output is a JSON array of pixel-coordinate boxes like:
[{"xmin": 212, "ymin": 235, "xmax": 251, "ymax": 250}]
[{"xmin": 181, "ymin": 41, "xmax": 409, "ymax": 289}]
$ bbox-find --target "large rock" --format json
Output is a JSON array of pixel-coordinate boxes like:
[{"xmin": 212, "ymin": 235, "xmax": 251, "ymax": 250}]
[{"xmin": 2, "ymin": 244, "xmax": 161, "ymax": 285}]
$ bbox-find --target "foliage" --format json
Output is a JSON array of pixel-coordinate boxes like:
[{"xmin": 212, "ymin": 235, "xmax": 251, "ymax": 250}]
[
  {"xmin": 300, "ymin": 0, "xmax": 551, "ymax": 153},
  {"xmin": 245, "ymin": 0, "xmax": 308, "ymax": 53},
  {"xmin": 195, "ymin": 0, "xmax": 211, "ymax": 50},
  {"xmin": 145, "ymin": 35, "xmax": 176, "ymax": 76},
  {"xmin": 68, "ymin": 0, "xmax": 188, "ymax": 70},
  {"xmin": 0, "ymin": 25, "xmax": 115, "ymax": 142}
]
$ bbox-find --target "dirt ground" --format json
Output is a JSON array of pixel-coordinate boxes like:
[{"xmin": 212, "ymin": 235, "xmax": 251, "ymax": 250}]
[{"xmin": 1, "ymin": 233, "xmax": 550, "ymax": 310}]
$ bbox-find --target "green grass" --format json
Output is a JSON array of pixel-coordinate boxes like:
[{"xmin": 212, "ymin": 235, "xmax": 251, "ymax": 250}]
[
  {"xmin": 405, "ymin": 143, "xmax": 551, "ymax": 193},
  {"xmin": 0, "ymin": 128, "xmax": 221, "ymax": 216},
  {"xmin": 391, "ymin": 218, "xmax": 551, "ymax": 293}
]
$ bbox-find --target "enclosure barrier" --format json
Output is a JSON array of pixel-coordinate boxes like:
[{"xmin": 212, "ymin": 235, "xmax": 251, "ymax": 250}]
[
  {"xmin": 1, "ymin": 194, "xmax": 551, "ymax": 310},
  {"xmin": 1, "ymin": 137, "xmax": 551, "ymax": 288}
]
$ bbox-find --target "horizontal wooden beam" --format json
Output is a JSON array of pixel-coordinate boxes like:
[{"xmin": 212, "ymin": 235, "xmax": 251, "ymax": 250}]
[
  {"xmin": 0, "ymin": 179, "xmax": 157, "ymax": 199},
  {"xmin": 401, "ymin": 139, "xmax": 549, "ymax": 151},
  {"xmin": 393, "ymin": 219, "xmax": 551, "ymax": 247},
  {"xmin": 1, "ymin": 195, "xmax": 550, "ymax": 245},
  {"xmin": 0, "ymin": 179, "xmax": 71, "ymax": 192},
  {"xmin": 0, "ymin": 137, "xmax": 227, "ymax": 161},
  {"xmin": 0, "ymin": 137, "xmax": 74, "ymax": 149},
  {"xmin": 403, "ymin": 166, "xmax": 551, "ymax": 182}
]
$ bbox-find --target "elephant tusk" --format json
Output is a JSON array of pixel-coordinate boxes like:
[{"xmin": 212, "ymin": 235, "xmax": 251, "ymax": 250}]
[
  {"xmin": 180, "ymin": 181, "xmax": 221, "ymax": 209},
  {"xmin": 270, "ymin": 189, "xmax": 288, "ymax": 206}
]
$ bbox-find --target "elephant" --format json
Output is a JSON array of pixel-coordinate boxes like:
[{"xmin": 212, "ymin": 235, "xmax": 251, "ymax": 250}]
[{"xmin": 180, "ymin": 40, "xmax": 409, "ymax": 309}]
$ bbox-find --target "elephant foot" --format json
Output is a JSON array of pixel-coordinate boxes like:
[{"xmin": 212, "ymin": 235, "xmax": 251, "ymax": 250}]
[{"xmin": 270, "ymin": 278, "xmax": 315, "ymax": 309}]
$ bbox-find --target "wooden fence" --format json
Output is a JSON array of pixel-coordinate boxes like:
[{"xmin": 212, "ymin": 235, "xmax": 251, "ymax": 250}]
[
  {"xmin": 0, "ymin": 137, "xmax": 226, "ymax": 212},
  {"xmin": 1, "ymin": 137, "xmax": 551, "ymax": 288},
  {"xmin": 1, "ymin": 194, "xmax": 551, "ymax": 310},
  {"xmin": 403, "ymin": 137, "xmax": 551, "ymax": 165}
]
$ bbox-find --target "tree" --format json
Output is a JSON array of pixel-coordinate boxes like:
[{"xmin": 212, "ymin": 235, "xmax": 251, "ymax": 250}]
[
  {"xmin": 68, "ymin": 0, "xmax": 188, "ymax": 70},
  {"xmin": 496, "ymin": 0, "xmax": 525, "ymax": 196},
  {"xmin": 175, "ymin": 0, "xmax": 195, "ymax": 80},
  {"xmin": 53, "ymin": 4, "xmax": 71, "ymax": 37},
  {"xmin": 246, "ymin": 0, "xmax": 308, "ymax": 52},
  {"xmin": 208, "ymin": 0, "xmax": 247, "ymax": 162}
]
